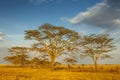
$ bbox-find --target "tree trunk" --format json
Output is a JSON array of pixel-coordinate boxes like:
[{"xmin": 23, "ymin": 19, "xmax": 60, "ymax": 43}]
[
  {"xmin": 94, "ymin": 60, "xmax": 97, "ymax": 72},
  {"xmin": 50, "ymin": 56, "xmax": 55, "ymax": 68}
]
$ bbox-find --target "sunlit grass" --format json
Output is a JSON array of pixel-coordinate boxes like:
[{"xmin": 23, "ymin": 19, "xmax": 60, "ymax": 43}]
[{"xmin": 0, "ymin": 64, "xmax": 120, "ymax": 80}]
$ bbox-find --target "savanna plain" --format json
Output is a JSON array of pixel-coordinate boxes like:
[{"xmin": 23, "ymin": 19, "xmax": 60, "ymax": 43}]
[{"xmin": 0, "ymin": 64, "xmax": 120, "ymax": 80}]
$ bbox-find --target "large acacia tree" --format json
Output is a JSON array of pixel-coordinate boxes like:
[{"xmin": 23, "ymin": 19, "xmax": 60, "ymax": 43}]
[
  {"xmin": 80, "ymin": 34, "xmax": 115, "ymax": 71},
  {"xmin": 25, "ymin": 23, "xmax": 80, "ymax": 67}
]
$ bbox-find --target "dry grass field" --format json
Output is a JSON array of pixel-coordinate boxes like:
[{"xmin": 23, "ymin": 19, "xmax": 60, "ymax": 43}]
[{"xmin": 0, "ymin": 64, "xmax": 120, "ymax": 80}]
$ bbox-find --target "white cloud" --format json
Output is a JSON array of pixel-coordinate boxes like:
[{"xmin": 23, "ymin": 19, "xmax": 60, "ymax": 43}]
[
  {"xmin": 68, "ymin": 0, "xmax": 120, "ymax": 32},
  {"xmin": 0, "ymin": 38, "xmax": 2, "ymax": 41},
  {"xmin": 60, "ymin": 17, "xmax": 69, "ymax": 22},
  {"xmin": 6, "ymin": 34, "xmax": 24, "ymax": 38},
  {"xmin": 69, "ymin": 3, "xmax": 106, "ymax": 24},
  {"xmin": 0, "ymin": 32, "xmax": 2, "ymax": 35},
  {"xmin": 0, "ymin": 34, "xmax": 33, "ymax": 47},
  {"xmin": 0, "ymin": 32, "xmax": 3, "ymax": 41},
  {"xmin": 113, "ymin": 19, "xmax": 120, "ymax": 26}
]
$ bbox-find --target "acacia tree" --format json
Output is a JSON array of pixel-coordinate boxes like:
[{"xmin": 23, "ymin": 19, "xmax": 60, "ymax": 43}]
[
  {"xmin": 4, "ymin": 55, "xmax": 28, "ymax": 66},
  {"xmin": 28, "ymin": 54, "xmax": 49, "ymax": 67},
  {"xmin": 25, "ymin": 23, "xmax": 80, "ymax": 67},
  {"xmin": 64, "ymin": 57, "xmax": 77, "ymax": 67},
  {"xmin": 80, "ymin": 34, "xmax": 115, "ymax": 71},
  {"xmin": 4, "ymin": 47, "xmax": 29, "ymax": 66}
]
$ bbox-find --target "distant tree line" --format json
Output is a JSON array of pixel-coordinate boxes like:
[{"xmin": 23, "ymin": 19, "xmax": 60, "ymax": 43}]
[{"xmin": 4, "ymin": 23, "xmax": 115, "ymax": 71}]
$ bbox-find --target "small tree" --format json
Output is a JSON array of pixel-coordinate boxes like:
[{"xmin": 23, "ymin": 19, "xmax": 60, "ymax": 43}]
[
  {"xmin": 64, "ymin": 54, "xmax": 77, "ymax": 69},
  {"xmin": 28, "ymin": 55, "xmax": 49, "ymax": 67},
  {"xmin": 64, "ymin": 56, "xmax": 77, "ymax": 71},
  {"xmin": 64, "ymin": 58, "xmax": 77, "ymax": 65},
  {"xmin": 29, "ymin": 57, "xmax": 42, "ymax": 66},
  {"xmin": 4, "ymin": 47, "xmax": 29, "ymax": 66},
  {"xmin": 25, "ymin": 23, "xmax": 80, "ymax": 67},
  {"xmin": 64, "ymin": 53, "xmax": 77, "ymax": 65},
  {"xmin": 80, "ymin": 34, "xmax": 115, "ymax": 71},
  {"xmin": 4, "ymin": 55, "xmax": 28, "ymax": 66}
]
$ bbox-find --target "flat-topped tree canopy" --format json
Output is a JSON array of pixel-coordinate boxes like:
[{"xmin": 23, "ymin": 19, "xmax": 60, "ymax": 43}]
[
  {"xmin": 80, "ymin": 34, "xmax": 115, "ymax": 71},
  {"xmin": 25, "ymin": 23, "xmax": 81, "ymax": 67},
  {"xmin": 4, "ymin": 46, "xmax": 30, "ymax": 66},
  {"xmin": 9, "ymin": 47, "xmax": 30, "ymax": 55}
]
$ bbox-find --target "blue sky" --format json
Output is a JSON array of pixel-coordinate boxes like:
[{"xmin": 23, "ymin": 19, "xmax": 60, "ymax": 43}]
[
  {"xmin": 0, "ymin": 0, "xmax": 104, "ymax": 47},
  {"xmin": 0, "ymin": 0, "xmax": 102, "ymax": 34},
  {"xmin": 0, "ymin": 0, "xmax": 120, "ymax": 64}
]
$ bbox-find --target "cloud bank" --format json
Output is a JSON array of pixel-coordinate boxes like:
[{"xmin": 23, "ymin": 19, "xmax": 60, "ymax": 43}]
[{"xmin": 69, "ymin": 0, "xmax": 120, "ymax": 32}]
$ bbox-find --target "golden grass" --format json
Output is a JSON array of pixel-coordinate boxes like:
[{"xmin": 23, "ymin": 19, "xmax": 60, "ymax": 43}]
[{"xmin": 0, "ymin": 64, "xmax": 120, "ymax": 80}]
